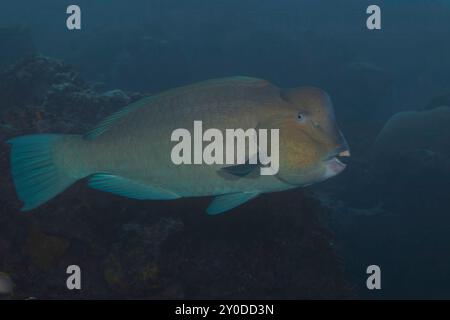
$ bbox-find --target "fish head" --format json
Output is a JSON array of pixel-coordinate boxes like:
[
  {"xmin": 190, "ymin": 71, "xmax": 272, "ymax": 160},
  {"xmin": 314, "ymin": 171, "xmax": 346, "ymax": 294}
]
[{"xmin": 269, "ymin": 86, "xmax": 350, "ymax": 185}]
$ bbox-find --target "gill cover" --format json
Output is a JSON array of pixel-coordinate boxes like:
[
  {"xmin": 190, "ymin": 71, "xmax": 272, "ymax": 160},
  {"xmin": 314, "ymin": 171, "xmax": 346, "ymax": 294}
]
[{"xmin": 276, "ymin": 118, "xmax": 327, "ymax": 185}]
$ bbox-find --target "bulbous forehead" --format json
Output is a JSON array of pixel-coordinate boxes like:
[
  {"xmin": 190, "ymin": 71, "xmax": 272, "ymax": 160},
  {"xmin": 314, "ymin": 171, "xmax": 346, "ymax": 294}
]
[{"xmin": 281, "ymin": 86, "xmax": 335, "ymax": 116}]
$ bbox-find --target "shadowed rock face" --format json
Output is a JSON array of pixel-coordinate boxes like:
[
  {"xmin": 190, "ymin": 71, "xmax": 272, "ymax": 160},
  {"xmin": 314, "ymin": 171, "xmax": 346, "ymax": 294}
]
[{"xmin": 0, "ymin": 56, "xmax": 352, "ymax": 299}]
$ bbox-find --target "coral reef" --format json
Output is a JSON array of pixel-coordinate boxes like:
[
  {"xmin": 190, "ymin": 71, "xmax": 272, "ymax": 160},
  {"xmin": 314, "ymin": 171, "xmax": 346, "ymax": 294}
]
[
  {"xmin": 0, "ymin": 56, "xmax": 143, "ymax": 136},
  {"xmin": 0, "ymin": 56, "xmax": 352, "ymax": 299},
  {"xmin": 22, "ymin": 225, "xmax": 70, "ymax": 272}
]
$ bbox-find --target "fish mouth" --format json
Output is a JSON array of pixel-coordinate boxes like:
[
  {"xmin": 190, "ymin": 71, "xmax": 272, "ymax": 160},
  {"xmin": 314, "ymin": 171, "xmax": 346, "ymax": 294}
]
[
  {"xmin": 323, "ymin": 149, "xmax": 351, "ymax": 163},
  {"xmin": 323, "ymin": 149, "xmax": 351, "ymax": 177},
  {"xmin": 327, "ymin": 157, "xmax": 346, "ymax": 170}
]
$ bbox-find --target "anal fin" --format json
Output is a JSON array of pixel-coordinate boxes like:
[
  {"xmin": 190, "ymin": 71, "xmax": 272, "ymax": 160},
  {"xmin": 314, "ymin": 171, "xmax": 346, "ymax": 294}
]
[
  {"xmin": 207, "ymin": 192, "xmax": 259, "ymax": 215},
  {"xmin": 88, "ymin": 173, "xmax": 180, "ymax": 200}
]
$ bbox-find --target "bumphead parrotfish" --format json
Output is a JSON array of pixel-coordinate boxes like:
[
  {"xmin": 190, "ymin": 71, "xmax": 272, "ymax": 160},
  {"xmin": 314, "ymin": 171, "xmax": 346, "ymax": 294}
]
[
  {"xmin": 8, "ymin": 77, "xmax": 349, "ymax": 214},
  {"xmin": 374, "ymin": 106, "xmax": 450, "ymax": 168}
]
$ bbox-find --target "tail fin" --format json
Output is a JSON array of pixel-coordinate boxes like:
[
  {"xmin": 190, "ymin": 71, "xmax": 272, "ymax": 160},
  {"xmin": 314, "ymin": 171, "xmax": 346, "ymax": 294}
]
[{"xmin": 7, "ymin": 134, "xmax": 78, "ymax": 211}]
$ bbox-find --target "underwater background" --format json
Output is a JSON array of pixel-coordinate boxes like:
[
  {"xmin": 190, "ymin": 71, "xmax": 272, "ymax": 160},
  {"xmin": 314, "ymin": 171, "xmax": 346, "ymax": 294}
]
[{"xmin": 1, "ymin": 0, "xmax": 450, "ymax": 299}]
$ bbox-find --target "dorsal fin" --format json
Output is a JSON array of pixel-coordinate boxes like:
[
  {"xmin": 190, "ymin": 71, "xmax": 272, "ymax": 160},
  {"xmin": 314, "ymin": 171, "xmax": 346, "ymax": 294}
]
[
  {"xmin": 200, "ymin": 76, "xmax": 268, "ymax": 87},
  {"xmin": 84, "ymin": 96, "xmax": 153, "ymax": 140},
  {"xmin": 170, "ymin": 76, "xmax": 270, "ymax": 94}
]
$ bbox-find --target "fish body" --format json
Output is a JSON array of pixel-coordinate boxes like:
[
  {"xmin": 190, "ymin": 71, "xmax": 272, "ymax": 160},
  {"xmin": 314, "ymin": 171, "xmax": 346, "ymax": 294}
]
[
  {"xmin": 374, "ymin": 106, "xmax": 450, "ymax": 167},
  {"xmin": 8, "ymin": 77, "xmax": 349, "ymax": 214}
]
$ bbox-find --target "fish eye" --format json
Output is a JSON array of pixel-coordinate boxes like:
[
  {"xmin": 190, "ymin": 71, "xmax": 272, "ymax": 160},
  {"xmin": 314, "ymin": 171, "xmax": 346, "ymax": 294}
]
[{"xmin": 297, "ymin": 112, "xmax": 306, "ymax": 123}]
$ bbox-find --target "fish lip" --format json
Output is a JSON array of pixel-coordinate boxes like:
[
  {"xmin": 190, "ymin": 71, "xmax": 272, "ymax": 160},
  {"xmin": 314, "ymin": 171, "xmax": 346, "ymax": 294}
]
[
  {"xmin": 323, "ymin": 156, "xmax": 347, "ymax": 179},
  {"xmin": 323, "ymin": 149, "xmax": 351, "ymax": 163},
  {"xmin": 324, "ymin": 156, "xmax": 346, "ymax": 167},
  {"xmin": 339, "ymin": 150, "xmax": 351, "ymax": 157},
  {"xmin": 332, "ymin": 157, "xmax": 346, "ymax": 168}
]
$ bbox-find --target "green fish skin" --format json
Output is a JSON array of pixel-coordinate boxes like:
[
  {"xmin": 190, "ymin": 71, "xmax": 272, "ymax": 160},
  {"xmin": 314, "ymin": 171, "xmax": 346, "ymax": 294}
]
[{"xmin": 8, "ymin": 76, "xmax": 349, "ymax": 214}]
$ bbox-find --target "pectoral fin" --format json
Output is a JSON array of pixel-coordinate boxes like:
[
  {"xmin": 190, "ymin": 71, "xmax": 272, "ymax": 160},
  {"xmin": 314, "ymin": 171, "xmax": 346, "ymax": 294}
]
[
  {"xmin": 221, "ymin": 163, "xmax": 260, "ymax": 177},
  {"xmin": 219, "ymin": 128, "xmax": 265, "ymax": 178},
  {"xmin": 207, "ymin": 192, "xmax": 260, "ymax": 215}
]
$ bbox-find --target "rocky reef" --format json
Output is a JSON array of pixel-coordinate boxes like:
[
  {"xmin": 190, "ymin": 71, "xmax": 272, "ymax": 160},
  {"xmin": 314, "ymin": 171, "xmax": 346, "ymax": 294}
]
[
  {"xmin": 0, "ymin": 56, "xmax": 352, "ymax": 299},
  {"xmin": 0, "ymin": 55, "xmax": 143, "ymax": 136}
]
